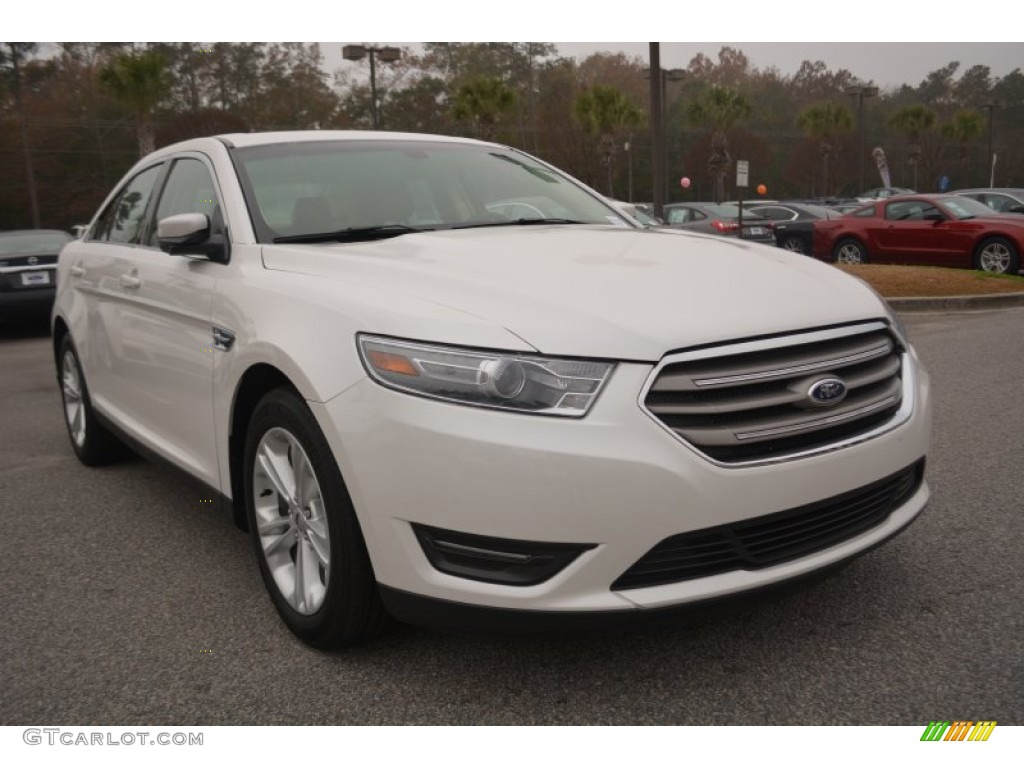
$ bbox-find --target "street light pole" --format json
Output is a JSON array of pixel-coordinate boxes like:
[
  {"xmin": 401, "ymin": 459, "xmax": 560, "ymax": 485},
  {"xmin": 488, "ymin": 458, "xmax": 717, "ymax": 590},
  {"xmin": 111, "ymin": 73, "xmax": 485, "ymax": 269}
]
[
  {"xmin": 649, "ymin": 44, "xmax": 665, "ymax": 221},
  {"xmin": 644, "ymin": 62, "xmax": 686, "ymax": 207},
  {"xmin": 982, "ymin": 101, "xmax": 1000, "ymax": 187},
  {"xmin": 846, "ymin": 83, "xmax": 878, "ymax": 193},
  {"xmin": 343, "ymin": 44, "xmax": 402, "ymax": 130}
]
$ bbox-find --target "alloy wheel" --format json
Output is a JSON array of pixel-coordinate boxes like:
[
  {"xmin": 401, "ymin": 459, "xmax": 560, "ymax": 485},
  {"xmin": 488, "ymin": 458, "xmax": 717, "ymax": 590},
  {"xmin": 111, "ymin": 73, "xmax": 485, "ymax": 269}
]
[
  {"xmin": 836, "ymin": 243, "xmax": 864, "ymax": 264},
  {"xmin": 252, "ymin": 427, "xmax": 331, "ymax": 615},
  {"xmin": 61, "ymin": 350, "xmax": 86, "ymax": 447},
  {"xmin": 978, "ymin": 242, "xmax": 1011, "ymax": 273}
]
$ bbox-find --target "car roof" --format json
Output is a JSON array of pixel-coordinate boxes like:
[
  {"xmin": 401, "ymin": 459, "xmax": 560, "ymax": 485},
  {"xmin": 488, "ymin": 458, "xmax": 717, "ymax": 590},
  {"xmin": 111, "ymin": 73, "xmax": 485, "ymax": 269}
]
[
  {"xmin": 218, "ymin": 130, "xmax": 490, "ymax": 149},
  {"xmin": 955, "ymin": 188, "xmax": 1024, "ymax": 195}
]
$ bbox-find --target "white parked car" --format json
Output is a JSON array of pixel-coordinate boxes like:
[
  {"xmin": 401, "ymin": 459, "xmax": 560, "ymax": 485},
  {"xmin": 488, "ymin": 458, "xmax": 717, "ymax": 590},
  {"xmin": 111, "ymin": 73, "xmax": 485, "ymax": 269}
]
[{"xmin": 53, "ymin": 131, "xmax": 931, "ymax": 648}]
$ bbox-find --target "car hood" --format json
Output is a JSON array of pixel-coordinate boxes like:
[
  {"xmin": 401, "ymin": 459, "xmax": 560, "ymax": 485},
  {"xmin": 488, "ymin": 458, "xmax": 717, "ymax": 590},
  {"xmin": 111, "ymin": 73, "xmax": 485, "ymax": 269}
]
[{"xmin": 261, "ymin": 225, "xmax": 889, "ymax": 361}]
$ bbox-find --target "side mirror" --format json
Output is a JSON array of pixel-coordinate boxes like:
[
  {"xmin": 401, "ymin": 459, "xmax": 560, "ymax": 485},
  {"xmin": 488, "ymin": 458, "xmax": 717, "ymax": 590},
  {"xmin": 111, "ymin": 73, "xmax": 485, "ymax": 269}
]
[
  {"xmin": 1009, "ymin": 205, "xmax": 1024, "ymax": 215},
  {"xmin": 923, "ymin": 213, "xmax": 946, "ymax": 222},
  {"xmin": 157, "ymin": 212, "xmax": 229, "ymax": 263}
]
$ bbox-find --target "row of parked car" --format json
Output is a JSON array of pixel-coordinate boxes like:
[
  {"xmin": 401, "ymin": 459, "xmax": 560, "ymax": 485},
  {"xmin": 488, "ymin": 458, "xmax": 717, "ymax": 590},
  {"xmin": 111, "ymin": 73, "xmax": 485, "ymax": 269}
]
[{"xmin": 614, "ymin": 187, "xmax": 1024, "ymax": 275}]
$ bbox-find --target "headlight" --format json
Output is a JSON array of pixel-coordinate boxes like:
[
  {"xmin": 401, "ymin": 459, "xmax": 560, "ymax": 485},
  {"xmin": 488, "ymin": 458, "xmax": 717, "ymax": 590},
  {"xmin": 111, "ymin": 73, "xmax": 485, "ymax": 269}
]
[{"xmin": 358, "ymin": 335, "xmax": 614, "ymax": 417}]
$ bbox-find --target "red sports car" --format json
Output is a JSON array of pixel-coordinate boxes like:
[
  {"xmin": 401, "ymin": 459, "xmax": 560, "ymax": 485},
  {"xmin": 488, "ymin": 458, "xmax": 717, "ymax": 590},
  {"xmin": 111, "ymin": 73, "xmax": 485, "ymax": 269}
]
[{"xmin": 812, "ymin": 194, "xmax": 1024, "ymax": 274}]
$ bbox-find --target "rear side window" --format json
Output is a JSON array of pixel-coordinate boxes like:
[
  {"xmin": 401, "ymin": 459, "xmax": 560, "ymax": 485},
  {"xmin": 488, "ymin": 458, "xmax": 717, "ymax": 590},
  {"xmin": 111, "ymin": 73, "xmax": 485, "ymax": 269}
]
[{"xmin": 92, "ymin": 164, "xmax": 163, "ymax": 244}]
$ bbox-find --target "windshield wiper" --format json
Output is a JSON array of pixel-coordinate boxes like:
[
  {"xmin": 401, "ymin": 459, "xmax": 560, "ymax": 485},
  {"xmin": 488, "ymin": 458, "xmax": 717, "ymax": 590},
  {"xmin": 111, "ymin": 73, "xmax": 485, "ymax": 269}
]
[
  {"xmin": 273, "ymin": 224, "xmax": 431, "ymax": 244},
  {"xmin": 451, "ymin": 218, "xmax": 586, "ymax": 230}
]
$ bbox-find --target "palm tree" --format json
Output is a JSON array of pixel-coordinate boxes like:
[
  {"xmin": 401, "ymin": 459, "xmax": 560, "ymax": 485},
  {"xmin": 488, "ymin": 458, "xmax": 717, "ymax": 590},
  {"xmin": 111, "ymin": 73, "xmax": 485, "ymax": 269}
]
[
  {"xmin": 797, "ymin": 101, "xmax": 853, "ymax": 197},
  {"xmin": 451, "ymin": 76, "xmax": 517, "ymax": 142},
  {"xmin": 574, "ymin": 85, "xmax": 644, "ymax": 197},
  {"xmin": 687, "ymin": 87, "xmax": 752, "ymax": 202},
  {"xmin": 889, "ymin": 104, "xmax": 937, "ymax": 189},
  {"xmin": 99, "ymin": 49, "xmax": 172, "ymax": 157},
  {"xmin": 941, "ymin": 109, "xmax": 985, "ymax": 188}
]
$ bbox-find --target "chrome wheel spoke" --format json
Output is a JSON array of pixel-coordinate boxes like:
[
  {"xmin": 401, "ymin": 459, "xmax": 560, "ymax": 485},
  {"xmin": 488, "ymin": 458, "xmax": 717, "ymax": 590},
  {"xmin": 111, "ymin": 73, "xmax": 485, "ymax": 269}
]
[
  {"xmin": 293, "ymin": 537, "xmax": 308, "ymax": 610},
  {"xmin": 253, "ymin": 426, "xmax": 330, "ymax": 616},
  {"xmin": 307, "ymin": 526, "xmax": 330, "ymax": 568},
  {"xmin": 61, "ymin": 352, "xmax": 86, "ymax": 446},
  {"xmin": 256, "ymin": 442, "xmax": 298, "ymax": 506},
  {"xmin": 263, "ymin": 528, "xmax": 295, "ymax": 557},
  {"xmin": 295, "ymin": 450, "xmax": 316, "ymax": 507},
  {"xmin": 258, "ymin": 517, "xmax": 291, "ymax": 536}
]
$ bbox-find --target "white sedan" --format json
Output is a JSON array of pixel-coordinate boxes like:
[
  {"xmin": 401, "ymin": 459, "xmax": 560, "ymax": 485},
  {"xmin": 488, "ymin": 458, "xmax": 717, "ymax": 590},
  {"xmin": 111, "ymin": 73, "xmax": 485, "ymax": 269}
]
[{"xmin": 53, "ymin": 131, "xmax": 931, "ymax": 647}]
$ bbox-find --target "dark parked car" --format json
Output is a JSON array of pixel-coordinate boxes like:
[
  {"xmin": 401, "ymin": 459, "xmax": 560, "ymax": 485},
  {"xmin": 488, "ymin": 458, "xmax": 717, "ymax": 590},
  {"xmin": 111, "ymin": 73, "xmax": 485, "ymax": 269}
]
[
  {"xmin": 812, "ymin": 194, "xmax": 1024, "ymax": 273},
  {"xmin": 663, "ymin": 202, "xmax": 773, "ymax": 243},
  {"xmin": 953, "ymin": 188, "xmax": 1024, "ymax": 215},
  {"xmin": 746, "ymin": 202, "xmax": 832, "ymax": 255},
  {"xmin": 0, "ymin": 229, "xmax": 72, "ymax": 319}
]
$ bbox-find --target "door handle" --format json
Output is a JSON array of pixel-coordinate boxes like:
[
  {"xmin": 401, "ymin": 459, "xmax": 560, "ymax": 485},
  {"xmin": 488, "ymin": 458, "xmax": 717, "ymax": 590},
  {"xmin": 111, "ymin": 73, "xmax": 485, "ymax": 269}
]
[
  {"xmin": 120, "ymin": 274, "xmax": 141, "ymax": 289},
  {"xmin": 70, "ymin": 265, "xmax": 85, "ymax": 277}
]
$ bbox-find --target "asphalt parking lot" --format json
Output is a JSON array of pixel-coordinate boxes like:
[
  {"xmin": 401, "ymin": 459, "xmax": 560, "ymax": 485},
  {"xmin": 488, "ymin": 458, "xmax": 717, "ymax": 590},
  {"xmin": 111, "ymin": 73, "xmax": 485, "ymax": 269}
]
[{"xmin": 1, "ymin": 309, "xmax": 1021, "ymax": 725}]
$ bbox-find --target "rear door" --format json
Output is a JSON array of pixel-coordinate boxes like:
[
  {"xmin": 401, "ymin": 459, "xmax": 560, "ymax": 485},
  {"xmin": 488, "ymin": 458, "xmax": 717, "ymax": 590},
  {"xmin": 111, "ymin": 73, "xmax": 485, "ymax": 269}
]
[{"xmin": 71, "ymin": 163, "xmax": 166, "ymax": 417}]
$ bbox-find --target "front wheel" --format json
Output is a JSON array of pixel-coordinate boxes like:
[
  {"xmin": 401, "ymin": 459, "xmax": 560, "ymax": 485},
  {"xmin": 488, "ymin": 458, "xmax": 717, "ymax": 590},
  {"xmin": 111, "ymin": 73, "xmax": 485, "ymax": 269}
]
[
  {"xmin": 974, "ymin": 237, "xmax": 1020, "ymax": 274},
  {"xmin": 244, "ymin": 388, "xmax": 390, "ymax": 648},
  {"xmin": 833, "ymin": 238, "xmax": 868, "ymax": 265},
  {"xmin": 57, "ymin": 335, "xmax": 127, "ymax": 466}
]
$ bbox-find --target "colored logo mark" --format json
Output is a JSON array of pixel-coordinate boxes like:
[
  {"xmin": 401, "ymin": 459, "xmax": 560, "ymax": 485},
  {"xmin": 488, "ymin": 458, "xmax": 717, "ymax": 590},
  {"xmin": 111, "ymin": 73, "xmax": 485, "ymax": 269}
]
[{"xmin": 920, "ymin": 720, "xmax": 996, "ymax": 742}]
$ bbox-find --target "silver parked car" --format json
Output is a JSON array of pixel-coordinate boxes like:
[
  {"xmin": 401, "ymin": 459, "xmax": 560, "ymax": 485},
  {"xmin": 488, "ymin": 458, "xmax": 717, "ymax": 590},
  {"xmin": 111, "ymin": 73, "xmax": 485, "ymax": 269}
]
[{"xmin": 662, "ymin": 202, "xmax": 774, "ymax": 243}]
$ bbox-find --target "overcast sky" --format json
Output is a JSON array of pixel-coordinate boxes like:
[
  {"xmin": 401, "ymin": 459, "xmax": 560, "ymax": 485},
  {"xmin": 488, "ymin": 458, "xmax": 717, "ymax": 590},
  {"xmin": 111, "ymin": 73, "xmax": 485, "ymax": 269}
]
[
  {"xmin": 18, "ymin": 1, "xmax": 1021, "ymax": 92},
  {"xmin": 325, "ymin": 42, "xmax": 1021, "ymax": 92}
]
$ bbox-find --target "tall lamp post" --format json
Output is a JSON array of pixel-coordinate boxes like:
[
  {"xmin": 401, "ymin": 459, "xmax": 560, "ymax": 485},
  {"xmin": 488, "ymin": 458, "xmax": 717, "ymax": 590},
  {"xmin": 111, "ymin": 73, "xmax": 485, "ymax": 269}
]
[
  {"xmin": 649, "ymin": 44, "xmax": 665, "ymax": 221},
  {"xmin": 343, "ymin": 44, "xmax": 402, "ymax": 129},
  {"xmin": 846, "ymin": 83, "xmax": 878, "ymax": 193},
  {"xmin": 644, "ymin": 66, "xmax": 686, "ymax": 202},
  {"xmin": 981, "ymin": 100, "xmax": 1000, "ymax": 187}
]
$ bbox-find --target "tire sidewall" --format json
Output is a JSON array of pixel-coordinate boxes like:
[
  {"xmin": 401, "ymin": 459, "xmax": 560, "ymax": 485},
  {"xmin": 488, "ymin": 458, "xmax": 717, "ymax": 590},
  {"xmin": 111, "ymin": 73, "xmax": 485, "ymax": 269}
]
[{"xmin": 243, "ymin": 389, "xmax": 378, "ymax": 646}]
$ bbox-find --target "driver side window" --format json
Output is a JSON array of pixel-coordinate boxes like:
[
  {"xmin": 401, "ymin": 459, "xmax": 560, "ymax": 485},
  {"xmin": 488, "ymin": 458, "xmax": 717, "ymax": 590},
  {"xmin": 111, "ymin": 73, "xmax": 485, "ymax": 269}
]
[{"xmin": 149, "ymin": 158, "xmax": 222, "ymax": 247}]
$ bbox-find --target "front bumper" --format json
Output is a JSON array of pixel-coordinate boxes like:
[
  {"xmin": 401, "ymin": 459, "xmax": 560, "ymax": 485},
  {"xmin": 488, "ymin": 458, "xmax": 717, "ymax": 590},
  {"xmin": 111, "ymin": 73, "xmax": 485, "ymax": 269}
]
[{"xmin": 310, "ymin": 354, "xmax": 931, "ymax": 617}]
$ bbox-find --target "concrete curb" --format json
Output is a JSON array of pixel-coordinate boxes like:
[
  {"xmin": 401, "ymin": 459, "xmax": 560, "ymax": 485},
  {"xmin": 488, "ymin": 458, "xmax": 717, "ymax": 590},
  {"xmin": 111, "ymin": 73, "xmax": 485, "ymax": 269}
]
[{"xmin": 887, "ymin": 291, "xmax": 1024, "ymax": 312}]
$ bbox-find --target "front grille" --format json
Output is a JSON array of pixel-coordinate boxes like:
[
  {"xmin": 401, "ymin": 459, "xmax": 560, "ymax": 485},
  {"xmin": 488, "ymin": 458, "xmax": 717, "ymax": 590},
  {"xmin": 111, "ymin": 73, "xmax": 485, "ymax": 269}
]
[
  {"xmin": 644, "ymin": 324, "xmax": 905, "ymax": 463},
  {"xmin": 612, "ymin": 459, "xmax": 924, "ymax": 591},
  {"xmin": 0, "ymin": 254, "xmax": 59, "ymax": 268}
]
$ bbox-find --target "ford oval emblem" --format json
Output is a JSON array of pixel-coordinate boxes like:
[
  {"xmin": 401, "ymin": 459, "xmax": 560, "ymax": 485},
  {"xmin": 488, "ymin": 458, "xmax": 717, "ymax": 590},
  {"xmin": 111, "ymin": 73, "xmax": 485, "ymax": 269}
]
[{"xmin": 808, "ymin": 377, "xmax": 847, "ymax": 405}]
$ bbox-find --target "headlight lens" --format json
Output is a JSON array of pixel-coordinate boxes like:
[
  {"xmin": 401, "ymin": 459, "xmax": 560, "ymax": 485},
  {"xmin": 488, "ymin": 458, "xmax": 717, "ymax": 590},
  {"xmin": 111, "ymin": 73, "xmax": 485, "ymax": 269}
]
[{"xmin": 358, "ymin": 335, "xmax": 614, "ymax": 417}]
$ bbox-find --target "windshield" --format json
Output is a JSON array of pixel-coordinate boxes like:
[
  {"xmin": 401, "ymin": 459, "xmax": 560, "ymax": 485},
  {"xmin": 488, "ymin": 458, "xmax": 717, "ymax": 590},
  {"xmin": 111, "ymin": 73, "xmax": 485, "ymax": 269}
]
[
  {"xmin": 941, "ymin": 196, "xmax": 1003, "ymax": 220},
  {"xmin": 0, "ymin": 231, "xmax": 71, "ymax": 255},
  {"xmin": 231, "ymin": 140, "xmax": 631, "ymax": 243}
]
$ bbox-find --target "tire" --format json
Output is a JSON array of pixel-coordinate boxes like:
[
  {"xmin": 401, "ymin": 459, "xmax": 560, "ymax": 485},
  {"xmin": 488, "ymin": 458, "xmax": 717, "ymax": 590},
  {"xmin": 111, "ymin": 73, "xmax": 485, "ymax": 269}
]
[
  {"xmin": 833, "ymin": 238, "xmax": 868, "ymax": 265},
  {"xmin": 781, "ymin": 235, "xmax": 808, "ymax": 255},
  {"xmin": 243, "ymin": 388, "xmax": 390, "ymax": 648},
  {"xmin": 973, "ymin": 237, "xmax": 1020, "ymax": 274},
  {"xmin": 57, "ymin": 335, "xmax": 127, "ymax": 466}
]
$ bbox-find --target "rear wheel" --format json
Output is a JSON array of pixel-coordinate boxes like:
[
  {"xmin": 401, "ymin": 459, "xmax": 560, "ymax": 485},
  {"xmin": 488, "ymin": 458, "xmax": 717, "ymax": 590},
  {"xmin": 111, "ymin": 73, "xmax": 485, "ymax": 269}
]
[
  {"xmin": 833, "ymin": 238, "xmax": 868, "ymax": 264},
  {"xmin": 974, "ymin": 237, "xmax": 1020, "ymax": 274},
  {"xmin": 58, "ymin": 335, "xmax": 127, "ymax": 466},
  {"xmin": 244, "ymin": 388, "xmax": 390, "ymax": 648},
  {"xmin": 781, "ymin": 235, "xmax": 808, "ymax": 255}
]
